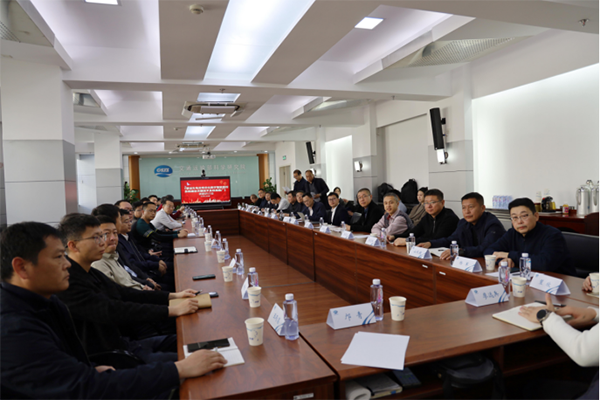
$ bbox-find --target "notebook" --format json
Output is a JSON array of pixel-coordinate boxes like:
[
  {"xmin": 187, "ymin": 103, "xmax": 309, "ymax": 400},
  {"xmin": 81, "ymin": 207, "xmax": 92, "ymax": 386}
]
[
  {"xmin": 183, "ymin": 337, "xmax": 245, "ymax": 367},
  {"xmin": 169, "ymin": 293, "xmax": 212, "ymax": 309},
  {"xmin": 492, "ymin": 302, "xmax": 570, "ymax": 331}
]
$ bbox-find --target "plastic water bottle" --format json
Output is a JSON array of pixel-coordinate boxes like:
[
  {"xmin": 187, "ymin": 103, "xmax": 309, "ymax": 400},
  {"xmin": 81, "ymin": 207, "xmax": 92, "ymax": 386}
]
[
  {"xmin": 406, "ymin": 233, "xmax": 416, "ymax": 254},
  {"xmin": 222, "ymin": 238, "xmax": 230, "ymax": 260},
  {"xmin": 206, "ymin": 225, "xmax": 212, "ymax": 241},
  {"xmin": 450, "ymin": 241, "xmax": 459, "ymax": 264},
  {"xmin": 234, "ymin": 249, "xmax": 244, "ymax": 276},
  {"xmin": 519, "ymin": 253, "xmax": 532, "ymax": 281},
  {"xmin": 379, "ymin": 228, "xmax": 387, "ymax": 249},
  {"xmin": 319, "ymin": 217, "xmax": 324, "ymax": 226},
  {"xmin": 370, "ymin": 279, "xmax": 384, "ymax": 321},
  {"xmin": 283, "ymin": 294, "xmax": 299, "ymax": 340},
  {"xmin": 340, "ymin": 221, "xmax": 346, "ymax": 230},
  {"xmin": 498, "ymin": 260, "xmax": 511, "ymax": 295},
  {"xmin": 248, "ymin": 267, "xmax": 259, "ymax": 287},
  {"xmin": 212, "ymin": 230, "xmax": 222, "ymax": 249}
]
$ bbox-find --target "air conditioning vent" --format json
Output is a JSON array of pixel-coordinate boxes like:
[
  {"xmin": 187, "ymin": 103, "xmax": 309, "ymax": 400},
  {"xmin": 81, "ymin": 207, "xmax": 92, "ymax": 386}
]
[{"xmin": 183, "ymin": 101, "xmax": 242, "ymax": 117}]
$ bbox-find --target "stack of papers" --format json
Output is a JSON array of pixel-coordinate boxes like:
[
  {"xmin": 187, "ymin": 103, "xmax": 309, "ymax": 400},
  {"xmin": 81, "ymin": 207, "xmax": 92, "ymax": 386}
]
[
  {"xmin": 184, "ymin": 338, "xmax": 245, "ymax": 367},
  {"xmin": 341, "ymin": 332, "xmax": 410, "ymax": 370}
]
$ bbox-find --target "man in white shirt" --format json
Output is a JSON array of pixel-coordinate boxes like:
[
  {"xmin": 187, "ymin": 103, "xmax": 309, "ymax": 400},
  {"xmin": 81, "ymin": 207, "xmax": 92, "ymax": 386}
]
[
  {"xmin": 270, "ymin": 193, "xmax": 289, "ymax": 212},
  {"xmin": 151, "ymin": 198, "xmax": 183, "ymax": 231}
]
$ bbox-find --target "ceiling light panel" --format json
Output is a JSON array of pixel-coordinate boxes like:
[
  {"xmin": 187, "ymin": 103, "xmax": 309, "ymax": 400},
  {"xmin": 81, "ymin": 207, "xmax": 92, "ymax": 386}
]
[
  {"xmin": 205, "ymin": 0, "xmax": 315, "ymax": 81},
  {"xmin": 83, "ymin": 0, "xmax": 120, "ymax": 5},
  {"xmin": 184, "ymin": 126, "xmax": 216, "ymax": 139},
  {"xmin": 355, "ymin": 17, "xmax": 383, "ymax": 30},
  {"xmin": 197, "ymin": 92, "xmax": 241, "ymax": 102}
]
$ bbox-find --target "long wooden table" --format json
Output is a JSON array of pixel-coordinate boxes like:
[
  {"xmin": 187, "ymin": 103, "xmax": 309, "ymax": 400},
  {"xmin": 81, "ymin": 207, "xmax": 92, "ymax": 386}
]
[{"xmin": 174, "ymin": 210, "xmax": 598, "ymax": 399}]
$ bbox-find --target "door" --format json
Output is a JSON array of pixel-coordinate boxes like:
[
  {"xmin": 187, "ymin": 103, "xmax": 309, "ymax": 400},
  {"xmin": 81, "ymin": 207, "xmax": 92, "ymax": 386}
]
[{"xmin": 279, "ymin": 166, "xmax": 291, "ymax": 195}]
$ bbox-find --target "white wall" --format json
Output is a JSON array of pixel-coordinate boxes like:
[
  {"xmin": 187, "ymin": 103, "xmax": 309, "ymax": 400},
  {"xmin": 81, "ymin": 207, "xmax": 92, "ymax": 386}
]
[
  {"xmin": 325, "ymin": 136, "xmax": 354, "ymax": 198},
  {"xmin": 77, "ymin": 154, "xmax": 97, "ymax": 213},
  {"xmin": 473, "ymin": 63, "xmax": 599, "ymax": 206},
  {"xmin": 383, "ymin": 115, "xmax": 430, "ymax": 191}
]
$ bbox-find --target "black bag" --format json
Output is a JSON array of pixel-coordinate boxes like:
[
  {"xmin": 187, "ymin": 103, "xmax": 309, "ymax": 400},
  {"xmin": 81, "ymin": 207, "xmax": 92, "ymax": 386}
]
[
  {"xmin": 377, "ymin": 183, "xmax": 394, "ymax": 202},
  {"xmin": 400, "ymin": 179, "xmax": 418, "ymax": 204},
  {"xmin": 431, "ymin": 353, "xmax": 505, "ymax": 399}
]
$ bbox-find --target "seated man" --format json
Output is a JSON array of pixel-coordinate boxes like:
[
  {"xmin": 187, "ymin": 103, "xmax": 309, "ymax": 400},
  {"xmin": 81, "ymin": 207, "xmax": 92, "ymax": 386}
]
[
  {"xmin": 1, "ymin": 222, "xmax": 225, "ymax": 399},
  {"xmin": 325, "ymin": 192, "xmax": 350, "ymax": 226},
  {"xmin": 148, "ymin": 195, "xmax": 159, "ymax": 205},
  {"xmin": 484, "ymin": 198, "xmax": 576, "ymax": 275},
  {"xmin": 283, "ymin": 191, "xmax": 303, "ymax": 214},
  {"xmin": 132, "ymin": 200, "xmax": 144, "ymax": 224},
  {"xmin": 256, "ymin": 189, "xmax": 268, "ymax": 208},
  {"xmin": 393, "ymin": 189, "xmax": 459, "ymax": 246},
  {"xmin": 249, "ymin": 194, "xmax": 258, "ymax": 205},
  {"xmin": 372, "ymin": 192, "xmax": 413, "ymax": 240},
  {"xmin": 132, "ymin": 202, "xmax": 188, "ymax": 253},
  {"xmin": 264, "ymin": 192, "xmax": 277, "ymax": 210},
  {"xmin": 302, "ymin": 193, "xmax": 326, "ymax": 222},
  {"xmin": 57, "ymin": 214, "xmax": 199, "ymax": 362},
  {"xmin": 346, "ymin": 188, "xmax": 385, "ymax": 233},
  {"xmin": 152, "ymin": 197, "xmax": 184, "ymax": 231},
  {"xmin": 270, "ymin": 192, "xmax": 289, "ymax": 212},
  {"xmin": 418, "ymin": 192, "xmax": 506, "ymax": 260},
  {"xmin": 157, "ymin": 194, "xmax": 184, "ymax": 219},
  {"xmin": 115, "ymin": 199, "xmax": 133, "ymax": 214},
  {"xmin": 295, "ymin": 191, "xmax": 305, "ymax": 206}
]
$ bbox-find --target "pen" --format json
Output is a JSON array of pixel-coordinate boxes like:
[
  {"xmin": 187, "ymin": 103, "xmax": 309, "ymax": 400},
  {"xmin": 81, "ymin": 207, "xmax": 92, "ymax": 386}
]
[
  {"xmin": 194, "ymin": 291, "xmax": 202, "ymax": 295},
  {"xmin": 535, "ymin": 300, "xmax": 565, "ymax": 308}
]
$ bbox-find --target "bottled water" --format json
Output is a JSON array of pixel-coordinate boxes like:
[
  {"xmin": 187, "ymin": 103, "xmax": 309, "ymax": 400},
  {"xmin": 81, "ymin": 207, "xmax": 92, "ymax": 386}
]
[
  {"xmin": 498, "ymin": 260, "xmax": 511, "ymax": 296},
  {"xmin": 206, "ymin": 225, "xmax": 213, "ymax": 241},
  {"xmin": 519, "ymin": 253, "xmax": 532, "ymax": 281},
  {"xmin": 450, "ymin": 241, "xmax": 459, "ymax": 264},
  {"xmin": 370, "ymin": 279, "xmax": 384, "ymax": 321},
  {"xmin": 212, "ymin": 230, "xmax": 222, "ymax": 249},
  {"xmin": 406, "ymin": 233, "xmax": 416, "ymax": 254},
  {"xmin": 319, "ymin": 217, "xmax": 324, "ymax": 226},
  {"xmin": 234, "ymin": 249, "xmax": 244, "ymax": 276},
  {"xmin": 248, "ymin": 267, "xmax": 259, "ymax": 287},
  {"xmin": 380, "ymin": 228, "xmax": 387, "ymax": 249},
  {"xmin": 283, "ymin": 294, "xmax": 299, "ymax": 340},
  {"xmin": 340, "ymin": 221, "xmax": 346, "ymax": 230},
  {"xmin": 222, "ymin": 238, "xmax": 230, "ymax": 260}
]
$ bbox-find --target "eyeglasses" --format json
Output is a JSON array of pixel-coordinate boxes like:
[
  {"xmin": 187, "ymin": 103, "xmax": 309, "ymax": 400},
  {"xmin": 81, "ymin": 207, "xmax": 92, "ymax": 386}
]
[
  {"xmin": 424, "ymin": 201, "xmax": 440, "ymax": 206},
  {"xmin": 511, "ymin": 213, "xmax": 531, "ymax": 222},
  {"xmin": 357, "ymin": 195, "xmax": 370, "ymax": 200},
  {"xmin": 78, "ymin": 233, "xmax": 107, "ymax": 245}
]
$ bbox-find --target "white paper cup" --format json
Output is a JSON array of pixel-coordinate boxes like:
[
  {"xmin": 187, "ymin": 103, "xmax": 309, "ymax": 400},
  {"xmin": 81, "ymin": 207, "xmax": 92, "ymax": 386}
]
[
  {"xmin": 217, "ymin": 250, "xmax": 226, "ymax": 263},
  {"xmin": 204, "ymin": 241, "xmax": 212, "ymax": 252},
  {"xmin": 248, "ymin": 286, "xmax": 262, "ymax": 308},
  {"xmin": 245, "ymin": 317, "xmax": 264, "ymax": 346},
  {"xmin": 222, "ymin": 266, "xmax": 233, "ymax": 282},
  {"xmin": 389, "ymin": 296, "xmax": 407, "ymax": 321},
  {"xmin": 512, "ymin": 277, "xmax": 527, "ymax": 298},
  {"xmin": 484, "ymin": 255, "xmax": 497, "ymax": 272},
  {"xmin": 590, "ymin": 273, "xmax": 600, "ymax": 294}
]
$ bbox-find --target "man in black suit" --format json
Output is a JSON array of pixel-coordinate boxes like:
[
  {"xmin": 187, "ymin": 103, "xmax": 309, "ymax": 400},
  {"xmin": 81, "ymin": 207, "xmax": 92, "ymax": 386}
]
[
  {"xmin": 325, "ymin": 192, "xmax": 350, "ymax": 226},
  {"xmin": 301, "ymin": 193, "xmax": 326, "ymax": 222},
  {"xmin": 292, "ymin": 169, "xmax": 310, "ymax": 194},
  {"xmin": 346, "ymin": 188, "xmax": 385, "ymax": 233},
  {"xmin": 305, "ymin": 170, "xmax": 330, "ymax": 210}
]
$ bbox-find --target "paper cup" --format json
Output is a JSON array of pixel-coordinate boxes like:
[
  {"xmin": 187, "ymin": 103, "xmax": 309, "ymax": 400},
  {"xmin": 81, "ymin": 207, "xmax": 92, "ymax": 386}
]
[
  {"xmin": 204, "ymin": 241, "xmax": 212, "ymax": 252},
  {"xmin": 217, "ymin": 250, "xmax": 226, "ymax": 263},
  {"xmin": 512, "ymin": 277, "xmax": 527, "ymax": 298},
  {"xmin": 484, "ymin": 255, "xmax": 497, "ymax": 272},
  {"xmin": 248, "ymin": 286, "xmax": 262, "ymax": 308},
  {"xmin": 222, "ymin": 266, "xmax": 233, "ymax": 282},
  {"xmin": 590, "ymin": 273, "xmax": 600, "ymax": 294},
  {"xmin": 245, "ymin": 317, "xmax": 264, "ymax": 346},
  {"xmin": 389, "ymin": 296, "xmax": 407, "ymax": 321}
]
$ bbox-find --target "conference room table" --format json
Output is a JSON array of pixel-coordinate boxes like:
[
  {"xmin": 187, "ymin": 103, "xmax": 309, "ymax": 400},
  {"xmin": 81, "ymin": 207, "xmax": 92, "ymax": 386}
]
[{"xmin": 173, "ymin": 209, "xmax": 597, "ymax": 399}]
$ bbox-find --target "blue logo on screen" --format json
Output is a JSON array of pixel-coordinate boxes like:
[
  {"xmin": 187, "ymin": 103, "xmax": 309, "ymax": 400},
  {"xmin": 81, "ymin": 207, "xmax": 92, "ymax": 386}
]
[{"xmin": 154, "ymin": 165, "xmax": 173, "ymax": 178}]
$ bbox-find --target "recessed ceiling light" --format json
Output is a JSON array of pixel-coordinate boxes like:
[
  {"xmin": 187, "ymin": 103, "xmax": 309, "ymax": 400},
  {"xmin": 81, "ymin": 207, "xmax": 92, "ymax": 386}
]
[
  {"xmin": 234, "ymin": 151, "xmax": 238, "ymax": 153},
  {"xmin": 134, "ymin": 152, "xmax": 138, "ymax": 154},
  {"xmin": 264, "ymin": 150, "xmax": 268, "ymax": 153},
  {"xmin": 83, "ymin": 0, "xmax": 120, "ymax": 5},
  {"xmin": 355, "ymin": 17, "xmax": 383, "ymax": 30}
]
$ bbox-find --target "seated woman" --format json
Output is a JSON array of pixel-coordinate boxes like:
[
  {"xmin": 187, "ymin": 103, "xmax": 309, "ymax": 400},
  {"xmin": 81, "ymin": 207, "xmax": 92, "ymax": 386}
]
[
  {"xmin": 333, "ymin": 187, "xmax": 351, "ymax": 208},
  {"xmin": 408, "ymin": 187, "xmax": 428, "ymax": 226},
  {"xmin": 371, "ymin": 192, "xmax": 413, "ymax": 241}
]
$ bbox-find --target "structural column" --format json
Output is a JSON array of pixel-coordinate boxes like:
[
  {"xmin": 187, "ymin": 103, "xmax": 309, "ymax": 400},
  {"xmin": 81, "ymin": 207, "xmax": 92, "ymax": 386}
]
[
  {"xmin": 1, "ymin": 58, "xmax": 77, "ymax": 225},
  {"xmin": 94, "ymin": 132, "xmax": 123, "ymax": 204},
  {"xmin": 352, "ymin": 104, "xmax": 382, "ymax": 201},
  {"xmin": 128, "ymin": 155, "xmax": 140, "ymax": 191}
]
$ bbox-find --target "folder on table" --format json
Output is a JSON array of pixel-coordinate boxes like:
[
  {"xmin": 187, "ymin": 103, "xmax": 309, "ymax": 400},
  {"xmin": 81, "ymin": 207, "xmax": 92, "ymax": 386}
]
[{"xmin": 169, "ymin": 293, "xmax": 212, "ymax": 309}]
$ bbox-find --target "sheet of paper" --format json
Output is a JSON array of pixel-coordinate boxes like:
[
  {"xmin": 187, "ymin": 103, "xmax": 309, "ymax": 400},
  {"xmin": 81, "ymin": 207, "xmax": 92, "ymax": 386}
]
[
  {"xmin": 341, "ymin": 332, "xmax": 410, "ymax": 370},
  {"xmin": 186, "ymin": 233, "xmax": 197, "ymax": 238},
  {"xmin": 429, "ymin": 247, "xmax": 449, "ymax": 257},
  {"xmin": 183, "ymin": 338, "xmax": 245, "ymax": 367},
  {"xmin": 586, "ymin": 292, "xmax": 600, "ymax": 298}
]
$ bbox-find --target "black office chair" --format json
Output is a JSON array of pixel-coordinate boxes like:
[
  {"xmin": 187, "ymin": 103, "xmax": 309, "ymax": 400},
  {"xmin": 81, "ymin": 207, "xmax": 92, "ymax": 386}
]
[{"xmin": 562, "ymin": 232, "xmax": 600, "ymax": 278}]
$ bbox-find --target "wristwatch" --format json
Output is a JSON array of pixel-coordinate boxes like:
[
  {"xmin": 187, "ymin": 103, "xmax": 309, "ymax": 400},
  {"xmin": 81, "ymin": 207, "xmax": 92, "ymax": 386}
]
[{"xmin": 536, "ymin": 309, "xmax": 552, "ymax": 325}]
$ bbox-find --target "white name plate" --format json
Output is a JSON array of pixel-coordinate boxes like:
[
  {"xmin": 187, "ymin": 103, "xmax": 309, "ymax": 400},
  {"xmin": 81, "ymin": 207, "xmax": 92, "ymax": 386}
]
[
  {"xmin": 326, "ymin": 303, "xmax": 376, "ymax": 330},
  {"xmin": 267, "ymin": 303, "xmax": 286, "ymax": 336},
  {"xmin": 530, "ymin": 273, "xmax": 571, "ymax": 295},
  {"xmin": 291, "ymin": 218, "xmax": 300, "ymax": 225},
  {"xmin": 465, "ymin": 284, "xmax": 509, "ymax": 307},
  {"xmin": 319, "ymin": 225, "xmax": 331, "ymax": 233},
  {"xmin": 365, "ymin": 236, "xmax": 380, "ymax": 247},
  {"xmin": 304, "ymin": 222, "xmax": 314, "ymax": 229},
  {"xmin": 341, "ymin": 230, "xmax": 354, "ymax": 240},
  {"xmin": 271, "ymin": 214, "xmax": 279, "ymax": 220},
  {"xmin": 241, "ymin": 277, "xmax": 249, "ymax": 300},
  {"xmin": 229, "ymin": 258, "xmax": 237, "ymax": 269},
  {"xmin": 452, "ymin": 256, "xmax": 482, "ymax": 272},
  {"xmin": 283, "ymin": 216, "xmax": 292, "ymax": 223},
  {"xmin": 408, "ymin": 246, "xmax": 432, "ymax": 260}
]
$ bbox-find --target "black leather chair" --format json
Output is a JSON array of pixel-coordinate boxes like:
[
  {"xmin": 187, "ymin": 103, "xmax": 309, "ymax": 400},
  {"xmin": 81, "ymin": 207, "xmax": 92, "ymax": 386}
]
[{"xmin": 562, "ymin": 232, "xmax": 600, "ymax": 278}]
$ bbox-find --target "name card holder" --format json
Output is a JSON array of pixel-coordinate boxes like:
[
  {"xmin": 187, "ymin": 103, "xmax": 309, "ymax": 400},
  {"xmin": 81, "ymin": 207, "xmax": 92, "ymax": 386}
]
[
  {"xmin": 229, "ymin": 258, "xmax": 237, "ymax": 269},
  {"xmin": 271, "ymin": 214, "xmax": 279, "ymax": 220},
  {"xmin": 341, "ymin": 231, "xmax": 354, "ymax": 240},
  {"xmin": 283, "ymin": 217, "xmax": 292, "ymax": 223},
  {"xmin": 304, "ymin": 222, "xmax": 314, "ymax": 229},
  {"xmin": 327, "ymin": 303, "xmax": 376, "ymax": 330},
  {"xmin": 365, "ymin": 236, "xmax": 381, "ymax": 247},
  {"xmin": 291, "ymin": 218, "xmax": 299, "ymax": 225},
  {"xmin": 268, "ymin": 304, "xmax": 286, "ymax": 336},
  {"xmin": 452, "ymin": 256, "xmax": 482, "ymax": 272},
  {"xmin": 319, "ymin": 225, "xmax": 331, "ymax": 233},
  {"xmin": 530, "ymin": 273, "xmax": 571, "ymax": 295},
  {"xmin": 408, "ymin": 246, "xmax": 432, "ymax": 260},
  {"xmin": 241, "ymin": 277, "xmax": 249, "ymax": 300},
  {"xmin": 465, "ymin": 284, "xmax": 509, "ymax": 307}
]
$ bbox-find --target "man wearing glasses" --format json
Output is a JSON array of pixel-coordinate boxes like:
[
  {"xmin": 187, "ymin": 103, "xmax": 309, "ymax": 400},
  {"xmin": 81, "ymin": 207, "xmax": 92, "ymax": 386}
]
[
  {"xmin": 484, "ymin": 197, "xmax": 576, "ymax": 275},
  {"xmin": 346, "ymin": 188, "xmax": 385, "ymax": 233},
  {"xmin": 393, "ymin": 189, "xmax": 459, "ymax": 246}
]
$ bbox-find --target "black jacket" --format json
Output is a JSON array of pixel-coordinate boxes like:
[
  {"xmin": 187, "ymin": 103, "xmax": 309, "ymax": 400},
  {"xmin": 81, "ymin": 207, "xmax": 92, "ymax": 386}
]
[
  {"xmin": 0, "ymin": 283, "xmax": 179, "ymax": 399},
  {"xmin": 399, "ymin": 207, "xmax": 460, "ymax": 243},
  {"xmin": 350, "ymin": 202, "xmax": 385, "ymax": 233},
  {"xmin": 302, "ymin": 201, "xmax": 327, "ymax": 222},
  {"xmin": 57, "ymin": 258, "xmax": 170, "ymax": 355},
  {"xmin": 326, "ymin": 204, "xmax": 350, "ymax": 226},
  {"xmin": 283, "ymin": 201, "xmax": 303, "ymax": 215},
  {"xmin": 132, "ymin": 219, "xmax": 178, "ymax": 251},
  {"xmin": 117, "ymin": 234, "xmax": 160, "ymax": 275},
  {"xmin": 293, "ymin": 177, "xmax": 310, "ymax": 194},
  {"xmin": 307, "ymin": 177, "xmax": 330, "ymax": 209}
]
